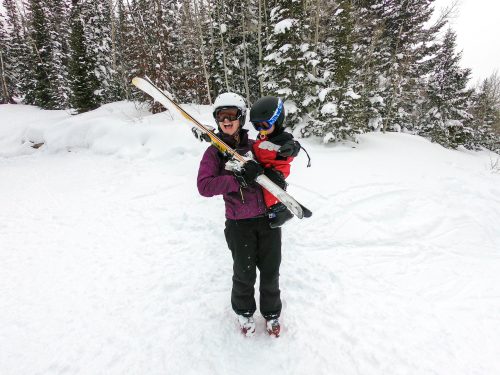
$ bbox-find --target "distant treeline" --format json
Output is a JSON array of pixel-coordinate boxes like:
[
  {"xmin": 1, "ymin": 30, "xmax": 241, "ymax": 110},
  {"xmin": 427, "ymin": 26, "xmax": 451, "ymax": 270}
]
[{"xmin": 0, "ymin": 0, "xmax": 498, "ymax": 152}]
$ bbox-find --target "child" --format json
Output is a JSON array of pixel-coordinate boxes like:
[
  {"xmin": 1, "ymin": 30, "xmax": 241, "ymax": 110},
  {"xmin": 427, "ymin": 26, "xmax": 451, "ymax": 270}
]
[{"xmin": 249, "ymin": 96, "xmax": 301, "ymax": 228}]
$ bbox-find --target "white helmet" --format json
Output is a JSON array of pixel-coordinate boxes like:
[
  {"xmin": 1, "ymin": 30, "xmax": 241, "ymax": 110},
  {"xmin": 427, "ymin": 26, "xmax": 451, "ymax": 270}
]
[{"xmin": 213, "ymin": 92, "xmax": 247, "ymax": 127}]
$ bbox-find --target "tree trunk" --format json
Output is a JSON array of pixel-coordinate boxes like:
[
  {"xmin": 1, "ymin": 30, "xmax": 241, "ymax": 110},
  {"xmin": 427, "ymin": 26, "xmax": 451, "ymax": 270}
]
[
  {"xmin": 215, "ymin": 0, "xmax": 230, "ymax": 91},
  {"xmin": 242, "ymin": 0, "xmax": 251, "ymax": 104},
  {"xmin": 193, "ymin": 0, "xmax": 212, "ymax": 104},
  {"xmin": 0, "ymin": 50, "xmax": 15, "ymax": 104},
  {"xmin": 312, "ymin": 0, "xmax": 320, "ymax": 78},
  {"xmin": 109, "ymin": 0, "xmax": 117, "ymax": 72},
  {"xmin": 257, "ymin": 0, "xmax": 264, "ymax": 96},
  {"xmin": 382, "ymin": 1, "xmax": 409, "ymax": 133}
]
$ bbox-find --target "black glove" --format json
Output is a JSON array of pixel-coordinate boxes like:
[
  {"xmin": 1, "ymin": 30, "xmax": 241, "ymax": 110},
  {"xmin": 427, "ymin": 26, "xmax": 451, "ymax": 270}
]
[
  {"xmin": 278, "ymin": 140, "xmax": 301, "ymax": 157},
  {"xmin": 264, "ymin": 167, "xmax": 287, "ymax": 190},
  {"xmin": 234, "ymin": 160, "xmax": 263, "ymax": 187},
  {"xmin": 192, "ymin": 126, "xmax": 213, "ymax": 143}
]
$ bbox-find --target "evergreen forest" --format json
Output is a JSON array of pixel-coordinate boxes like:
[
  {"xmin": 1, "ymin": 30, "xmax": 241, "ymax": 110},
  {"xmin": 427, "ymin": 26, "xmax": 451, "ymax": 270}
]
[{"xmin": 1, "ymin": 0, "xmax": 499, "ymax": 152}]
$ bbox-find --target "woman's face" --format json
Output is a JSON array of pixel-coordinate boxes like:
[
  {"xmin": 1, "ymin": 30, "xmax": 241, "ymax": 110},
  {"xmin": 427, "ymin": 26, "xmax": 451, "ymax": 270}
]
[{"xmin": 216, "ymin": 108, "xmax": 241, "ymax": 136}]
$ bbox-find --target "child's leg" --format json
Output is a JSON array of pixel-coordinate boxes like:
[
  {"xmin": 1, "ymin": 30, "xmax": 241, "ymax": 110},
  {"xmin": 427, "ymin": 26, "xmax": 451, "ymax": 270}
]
[
  {"xmin": 263, "ymin": 189, "xmax": 293, "ymax": 228},
  {"xmin": 263, "ymin": 189, "xmax": 279, "ymax": 208}
]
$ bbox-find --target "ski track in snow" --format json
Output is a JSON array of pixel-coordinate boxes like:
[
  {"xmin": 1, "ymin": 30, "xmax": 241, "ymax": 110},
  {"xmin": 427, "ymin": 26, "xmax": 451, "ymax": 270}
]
[{"xmin": 1, "ymin": 104, "xmax": 500, "ymax": 375}]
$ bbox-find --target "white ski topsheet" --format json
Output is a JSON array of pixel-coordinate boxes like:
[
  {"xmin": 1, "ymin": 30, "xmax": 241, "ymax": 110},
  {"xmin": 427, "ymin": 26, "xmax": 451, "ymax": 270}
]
[{"xmin": 1, "ymin": 102, "xmax": 500, "ymax": 375}]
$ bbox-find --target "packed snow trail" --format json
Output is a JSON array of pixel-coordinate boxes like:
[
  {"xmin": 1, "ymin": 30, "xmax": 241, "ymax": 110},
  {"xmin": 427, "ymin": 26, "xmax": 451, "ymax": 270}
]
[{"xmin": 1, "ymin": 103, "xmax": 500, "ymax": 374}]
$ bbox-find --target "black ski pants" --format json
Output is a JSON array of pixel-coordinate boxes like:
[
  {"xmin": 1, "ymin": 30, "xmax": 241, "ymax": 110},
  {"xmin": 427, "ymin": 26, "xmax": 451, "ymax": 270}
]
[{"xmin": 224, "ymin": 216, "xmax": 282, "ymax": 320}]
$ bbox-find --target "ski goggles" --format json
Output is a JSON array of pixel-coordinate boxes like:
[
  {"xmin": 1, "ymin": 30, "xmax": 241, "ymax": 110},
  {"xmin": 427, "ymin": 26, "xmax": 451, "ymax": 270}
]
[
  {"xmin": 251, "ymin": 98, "xmax": 284, "ymax": 131},
  {"xmin": 251, "ymin": 121, "xmax": 274, "ymax": 131},
  {"xmin": 214, "ymin": 107, "xmax": 242, "ymax": 122}
]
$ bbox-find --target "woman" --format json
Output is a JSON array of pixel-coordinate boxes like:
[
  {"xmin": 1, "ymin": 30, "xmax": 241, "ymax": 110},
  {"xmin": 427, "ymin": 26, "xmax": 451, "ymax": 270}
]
[{"xmin": 196, "ymin": 92, "xmax": 282, "ymax": 337}]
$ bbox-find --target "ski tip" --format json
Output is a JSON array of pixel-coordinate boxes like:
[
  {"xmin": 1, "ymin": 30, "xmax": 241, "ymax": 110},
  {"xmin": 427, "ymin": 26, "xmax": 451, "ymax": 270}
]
[
  {"xmin": 132, "ymin": 76, "xmax": 152, "ymax": 87},
  {"xmin": 131, "ymin": 77, "xmax": 142, "ymax": 87}
]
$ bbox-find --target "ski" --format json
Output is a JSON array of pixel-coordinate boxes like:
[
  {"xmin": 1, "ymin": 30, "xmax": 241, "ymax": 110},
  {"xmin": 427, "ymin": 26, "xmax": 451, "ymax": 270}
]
[{"xmin": 131, "ymin": 76, "xmax": 312, "ymax": 219}]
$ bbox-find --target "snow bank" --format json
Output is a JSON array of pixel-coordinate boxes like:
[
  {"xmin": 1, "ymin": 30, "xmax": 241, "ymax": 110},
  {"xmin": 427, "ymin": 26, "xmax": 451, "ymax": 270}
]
[{"xmin": 0, "ymin": 101, "xmax": 214, "ymax": 159}]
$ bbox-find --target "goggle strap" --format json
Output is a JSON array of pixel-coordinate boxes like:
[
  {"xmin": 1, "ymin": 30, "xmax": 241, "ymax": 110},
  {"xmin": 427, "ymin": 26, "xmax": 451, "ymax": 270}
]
[{"xmin": 267, "ymin": 98, "xmax": 283, "ymax": 126}]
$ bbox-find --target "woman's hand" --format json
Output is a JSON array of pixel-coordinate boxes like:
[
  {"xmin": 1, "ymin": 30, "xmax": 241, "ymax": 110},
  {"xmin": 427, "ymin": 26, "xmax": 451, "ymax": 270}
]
[{"xmin": 233, "ymin": 160, "xmax": 263, "ymax": 187}]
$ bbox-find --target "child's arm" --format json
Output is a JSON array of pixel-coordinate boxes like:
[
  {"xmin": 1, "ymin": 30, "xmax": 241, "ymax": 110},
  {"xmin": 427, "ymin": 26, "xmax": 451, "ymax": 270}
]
[
  {"xmin": 269, "ymin": 131, "xmax": 301, "ymax": 158},
  {"xmin": 277, "ymin": 140, "xmax": 301, "ymax": 157}
]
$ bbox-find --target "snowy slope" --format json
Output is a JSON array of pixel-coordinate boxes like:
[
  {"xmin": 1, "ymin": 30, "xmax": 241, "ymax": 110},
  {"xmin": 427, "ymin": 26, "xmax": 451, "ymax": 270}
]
[{"xmin": 1, "ymin": 102, "xmax": 500, "ymax": 375}]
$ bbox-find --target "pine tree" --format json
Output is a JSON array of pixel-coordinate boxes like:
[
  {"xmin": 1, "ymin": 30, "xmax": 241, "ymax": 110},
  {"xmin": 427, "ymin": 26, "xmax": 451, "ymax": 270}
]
[
  {"xmin": 4, "ymin": 0, "xmax": 34, "ymax": 105},
  {"xmin": 353, "ymin": 0, "xmax": 390, "ymax": 132},
  {"xmin": 210, "ymin": 0, "xmax": 244, "ymax": 98},
  {"xmin": 1, "ymin": 0, "xmax": 32, "ymax": 104},
  {"xmin": 0, "ymin": 7, "xmax": 15, "ymax": 103},
  {"xmin": 419, "ymin": 29, "xmax": 473, "ymax": 149},
  {"xmin": 122, "ymin": 0, "xmax": 180, "ymax": 112},
  {"xmin": 379, "ymin": 0, "xmax": 440, "ymax": 132},
  {"xmin": 46, "ymin": 0, "xmax": 71, "ymax": 108},
  {"xmin": 68, "ymin": 0, "xmax": 99, "ymax": 113},
  {"xmin": 115, "ymin": 0, "xmax": 132, "ymax": 100},
  {"xmin": 238, "ymin": 0, "xmax": 261, "ymax": 104},
  {"xmin": 262, "ymin": 0, "xmax": 312, "ymax": 127},
  {"xmin": 24, "ymin": 0, "xmax": 59, "ymax": 108},
  {"xmin": 172, "ymin": 0, "xmax": 208, "ymax": 103},
  {"xmin": 106, "ymin": 0, "xmax": 128, "ymax": 101},
  {"xmin": 82, "ymin": 0, "xmax": 122, "ymax": 104},
  {"xmin": 191, "ymin": 0, "xmax": 214, "ymax": 103},
  {"xmin": 304, "ymin": 0, "xmax": 364, "ymax": 142},
  {"xmin": 470, "ymin": 72, "xmax": 500, "ymax": 152},
  {"xmin": 210, "ymin": 0, "xmax": 228, "ymax": 95},
  {"xmin": 298, "ymin": 0, "xmax": 330, "ymax": 139}
]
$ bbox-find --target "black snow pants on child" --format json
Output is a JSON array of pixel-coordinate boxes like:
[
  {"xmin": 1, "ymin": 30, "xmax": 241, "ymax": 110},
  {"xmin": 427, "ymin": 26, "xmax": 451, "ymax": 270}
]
[{"xmin": 224, "ymin": 216, "xmax": 282, "ymax": 320}]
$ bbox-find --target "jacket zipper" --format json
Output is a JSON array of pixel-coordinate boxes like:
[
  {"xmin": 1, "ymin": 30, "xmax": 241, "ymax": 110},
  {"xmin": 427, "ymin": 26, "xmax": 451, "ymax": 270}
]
[{"xmin": 239, "ymin": 187, "xmax": 245, "ymax": 203}]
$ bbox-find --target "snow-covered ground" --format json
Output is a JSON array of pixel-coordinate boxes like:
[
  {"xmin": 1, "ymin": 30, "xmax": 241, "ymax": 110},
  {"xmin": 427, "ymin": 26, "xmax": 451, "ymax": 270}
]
[{"xmin": 1, "ymin": 102, "xmax": 500, "ymax": 375}]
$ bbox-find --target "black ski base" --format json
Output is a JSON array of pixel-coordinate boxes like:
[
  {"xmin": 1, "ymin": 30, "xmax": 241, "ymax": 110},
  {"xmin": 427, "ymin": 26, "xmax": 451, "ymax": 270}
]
[{"xmin": 300, "ymin": 204, "xmax": 313, "ymax": 218}]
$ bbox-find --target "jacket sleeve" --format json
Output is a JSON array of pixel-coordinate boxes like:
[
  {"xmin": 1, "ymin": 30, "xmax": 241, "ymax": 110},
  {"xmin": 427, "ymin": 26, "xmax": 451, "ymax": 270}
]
[
  {"xmin": 197, "ymin": 147, "xmax": 241, "ymax": 197},
  {"xmin": 253, "ymin": 141, "xmax": 292, "ymax": 178}
]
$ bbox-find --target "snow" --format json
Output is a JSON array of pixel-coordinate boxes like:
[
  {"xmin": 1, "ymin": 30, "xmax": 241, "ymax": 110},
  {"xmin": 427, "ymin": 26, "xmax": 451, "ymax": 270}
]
[
  {"xmin": 369, "ymin": 95, "xmax": 384, "ymax": 105},
  {"xmin": 300, "ymin": 43, "xmax": 309, "ymax": 53},
  {"xmin": 445, "ymin": 119, "xmax": 463, "ymax": 127},
  {"xmin": 274, "ymin": 19, "xmax": 296, "ymax": 34},
  {"xmin": 345, "ymin": 89, "xmax": 361, "ymax": 100},
  {"xmin": 1, "ymin": 102, "xmax": 500, "ymax": 375},
  {"xmin": 369, "ymin": 115, "xmax": 383, "ymax": 131},
  {"xmin": 318, "ymin": 88, "xmax": 331, "ymax": 102},
  {"xmin": 321, "ymin": 102, "xmax": 338, "ymax": 115},
  {"xmin": 283, "ymin": 100, "xmax": 298, "ymax": 115},
  {"xmin": 279, "ymin": 43, "xmax": 292, "ymax": 53}
]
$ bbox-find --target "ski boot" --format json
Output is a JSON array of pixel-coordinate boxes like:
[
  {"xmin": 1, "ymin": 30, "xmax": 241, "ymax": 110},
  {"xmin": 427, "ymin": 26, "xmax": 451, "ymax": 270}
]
[
  {"xmin": 268, "ymin": 202, "xmax": 293, "ymax": 228},
  {"xmin": 266, "ymin": 318, "xmax": 281, "ymax": 337},
  {"xmin": 237, "ymin": 315, "xmax": 256, "ymax": 337}
]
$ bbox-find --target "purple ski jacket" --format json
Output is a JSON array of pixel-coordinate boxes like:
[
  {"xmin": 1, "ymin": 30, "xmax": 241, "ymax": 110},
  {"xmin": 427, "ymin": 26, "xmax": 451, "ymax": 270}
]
[{"xmin": 197, "ymin": 130, "xmax": 267, "ymax": 220}]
